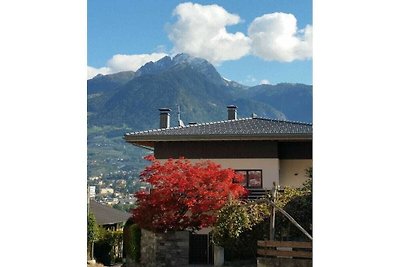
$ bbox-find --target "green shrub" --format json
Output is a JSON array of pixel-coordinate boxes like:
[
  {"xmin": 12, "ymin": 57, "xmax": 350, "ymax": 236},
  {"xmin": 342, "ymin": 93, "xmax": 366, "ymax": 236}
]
[
  {"xmin": 275, "ymin": 192, "xmax": 312, "ymax": 241},
  {"xmin": 223, "ymin": 220, "xmax": 269, "ymax": 261},
  {"xmin": 94, "ymin": 229, "xmax": 123, "ymax": 265},
  {"xmin": 213, "ymin": 175, "xmax": 313, "ymax": 260},
  {"xmin": 87, "ymin": 212, "xmax": 99, "ymax": 259},
  {"xmin": 131, "ymin": 224, "xmax": 141, "ymax": 263},
  {"xmin": 87, "ymin": 212, "xmax": 99, "ymax": 244},
  {"xmin": 123, "ymin": 218, "xmax": 141, "ymax": 263},
  {"xmin": 213, "ymin": 200, "xmax": 269, "ymax": 248}
]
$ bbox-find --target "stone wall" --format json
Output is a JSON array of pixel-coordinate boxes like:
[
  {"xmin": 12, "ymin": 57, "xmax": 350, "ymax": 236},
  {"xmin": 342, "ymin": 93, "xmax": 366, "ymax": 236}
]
[{"xmin": 140, "ymin": 229, "xmax": 189, "ymax": 267}]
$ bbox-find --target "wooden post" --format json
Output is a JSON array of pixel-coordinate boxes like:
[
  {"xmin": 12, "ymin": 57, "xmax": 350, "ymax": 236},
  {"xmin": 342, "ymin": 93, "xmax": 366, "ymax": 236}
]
[
  {"xmin": 269, "ymin": 182, "xmax": 277, "ymax": 241},
  {"xmin": 245, "ymin": 197, "xmax": 313, "ymax": 241},
  {"xmin": 87, "ymin": 186, "xmax": 95, "ymax": 261}
]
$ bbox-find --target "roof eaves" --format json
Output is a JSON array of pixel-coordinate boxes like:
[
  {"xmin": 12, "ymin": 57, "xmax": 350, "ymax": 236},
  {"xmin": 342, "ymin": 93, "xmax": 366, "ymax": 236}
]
[
  {"xmin": 125, "ymin": 133, "xmax": 312, "ymax": 142},
  {"xmin": 124, "ymin": 117, "xmax": 312, "ymax": 137}
]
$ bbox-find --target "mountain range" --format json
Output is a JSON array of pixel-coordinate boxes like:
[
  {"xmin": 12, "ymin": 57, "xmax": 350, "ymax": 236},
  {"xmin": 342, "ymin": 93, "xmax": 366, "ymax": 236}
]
[{"xmin": 87, "ymin": 53, "xmax": 312, "ymax": 178}]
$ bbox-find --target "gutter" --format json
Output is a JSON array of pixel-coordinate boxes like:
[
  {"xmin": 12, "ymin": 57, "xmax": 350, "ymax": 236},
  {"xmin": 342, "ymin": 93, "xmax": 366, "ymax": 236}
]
[
  {"xmin": 126, "ymin": 140, "xmax": 154, "ymax": 151},
  {"xmin": 124, "ymin": 134, "xmax": 312, "ymax": 143}
]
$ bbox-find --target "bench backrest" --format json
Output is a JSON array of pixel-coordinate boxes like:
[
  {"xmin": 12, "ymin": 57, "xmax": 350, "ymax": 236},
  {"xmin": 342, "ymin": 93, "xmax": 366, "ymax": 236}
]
[{"xmin": 257, "ymin": 240, "xmax": 312, "ymax": 259}]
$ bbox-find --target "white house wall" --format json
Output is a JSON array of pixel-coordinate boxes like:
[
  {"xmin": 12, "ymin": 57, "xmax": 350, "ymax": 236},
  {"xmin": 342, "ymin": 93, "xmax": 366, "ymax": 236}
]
[
  {"xmin": 160, "ymin": 158, "xmax": 280, "ymax": 190},
  {"xmin": 279, "ymin": 159, "xmax": 312, "ymax": 187},
  {"xmin": 159, "ymin": 158, "xmax": 312, "ymax": 189},
  {"xmin": 215, "ymin": 158, "xmax": 280, "ymax": 190}
]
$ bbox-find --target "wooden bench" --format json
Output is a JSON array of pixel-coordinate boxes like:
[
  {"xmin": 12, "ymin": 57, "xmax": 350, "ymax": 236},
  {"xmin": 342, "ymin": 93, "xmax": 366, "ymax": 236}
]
[
  {"xmin": 257, "ymin": 240, "xmax": 312, "ymax": 259},
  {"xmin": 257, "ymin": 241, "xmax": 312, "ymax": 267}
]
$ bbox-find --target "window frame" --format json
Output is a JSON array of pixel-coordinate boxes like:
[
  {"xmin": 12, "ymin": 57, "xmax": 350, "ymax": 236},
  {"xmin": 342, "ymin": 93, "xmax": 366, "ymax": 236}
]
[{"xmin": 234, "ymin": 169, "xmax": 263, "ymax": 189}]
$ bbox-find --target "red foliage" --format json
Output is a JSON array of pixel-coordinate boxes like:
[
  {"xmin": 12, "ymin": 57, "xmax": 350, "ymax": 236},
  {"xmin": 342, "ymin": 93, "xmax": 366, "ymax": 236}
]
[{"xmin": 133, "ymin": 155, "xmax": 247, "ymax": 232}]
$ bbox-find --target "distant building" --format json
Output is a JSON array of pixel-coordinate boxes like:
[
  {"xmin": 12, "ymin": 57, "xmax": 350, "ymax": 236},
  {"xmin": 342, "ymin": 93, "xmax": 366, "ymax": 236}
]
[
  {"xmin": 99, "ymin": 188, "xmax": 114, "ymax": 195},
  {"xmin": 89, "ymin": 200, "xmax": 131, "ymax": 230},
  {"xmin": 119, "ymin": 197, "xmax": 136, "ymax": 205},
  {"xmin": 88, "ymin": 176, "xmax": 101, "ymax": 181}
]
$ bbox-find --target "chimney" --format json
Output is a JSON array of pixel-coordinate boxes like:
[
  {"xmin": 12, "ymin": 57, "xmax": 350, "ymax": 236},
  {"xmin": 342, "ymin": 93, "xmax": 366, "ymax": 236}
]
[
  {"xmin": 159, "ymin": 108, "xmax": 171, "ymax": 129},
  {"xmin": 227, "ymin": 105, "xmax": 237, "ymax": 120}
]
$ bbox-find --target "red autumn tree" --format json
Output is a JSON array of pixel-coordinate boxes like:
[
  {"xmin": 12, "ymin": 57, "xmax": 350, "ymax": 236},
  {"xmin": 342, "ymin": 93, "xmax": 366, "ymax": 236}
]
[{"xmin": 133, "ymin": 155, "xmax": 247, "ymax": 232}]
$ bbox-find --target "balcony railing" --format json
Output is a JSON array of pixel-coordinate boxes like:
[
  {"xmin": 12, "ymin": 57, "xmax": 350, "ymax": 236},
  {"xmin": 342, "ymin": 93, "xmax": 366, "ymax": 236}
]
[{"xmin": 247, "ymin": 188, "xmax": 268, "ymax": 200}]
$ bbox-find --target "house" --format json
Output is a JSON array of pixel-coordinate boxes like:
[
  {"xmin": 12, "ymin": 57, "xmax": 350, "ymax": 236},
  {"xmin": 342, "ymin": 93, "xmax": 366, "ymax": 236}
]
[
  {"xmin": 124, "ymin": 105, "xmax": 312, "ymax": 195},
  {"xmin": 89, "ymin": 200, "xmax": 131, "ymax": 230},
  {"xmin": 123, "ymin": 105, "xmax": 312, "ymax": 264},
  {"xmin": 89, "ymin": 200, "xmax": 131, "ymax": 265}
]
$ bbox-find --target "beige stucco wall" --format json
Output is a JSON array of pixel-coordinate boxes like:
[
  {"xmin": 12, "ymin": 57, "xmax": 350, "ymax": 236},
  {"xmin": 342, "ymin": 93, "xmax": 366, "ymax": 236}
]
[
  {"xmin": 172, "ymin": 158, "xmax": 280, "ymax": 190},
  {"xmin": 158, "ymin": 158, "xmax": 311, "ymax": 189},
  {"xmin": 279, "ymin": 159, "xmax": 312, "ymax": 187}
]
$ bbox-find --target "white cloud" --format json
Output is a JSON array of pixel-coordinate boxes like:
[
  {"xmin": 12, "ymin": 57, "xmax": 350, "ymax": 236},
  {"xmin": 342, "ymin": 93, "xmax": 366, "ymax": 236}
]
[
  {"xmin": 248, "ymin": 12, "xmax": 312, "ymax": 62},
  {"xmin": 87, "ymin": 52, "xmax": 168, "ymax": 79},
  {"xmin": 167, "ymin": 5, "xmax": 311, "ymax": 63},
  {"xmin": 106, "ymin": 53, "xmax": 168, "ymax": 73},
  {"xmin": 87, "ymin": 66, "xmax": 111, "ymax": 79},
  {"xmin": 167, "ymin": 2, "xmax": 251, "ymax": 64},
  {"xmin": 260, "ymin": 79, "xmax": 271, "ymax": 85},
  {"xmin": 87, "ymin": 9, "xmax": 313, "ymax": 80},
  {"xmin": 240, "ymin": 75, "xmax": 258, "ymax": 85}
]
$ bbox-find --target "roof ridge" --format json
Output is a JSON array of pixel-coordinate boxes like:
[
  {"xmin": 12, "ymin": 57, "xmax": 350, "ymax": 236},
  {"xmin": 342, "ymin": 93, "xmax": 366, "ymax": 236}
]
[
  {"xmin": 125, "ymin": 117, "xmax": 253, "ymax": 136},
  {"xmin": 252, "ymin": 117, "xmax": 312, "ymax": 126}
]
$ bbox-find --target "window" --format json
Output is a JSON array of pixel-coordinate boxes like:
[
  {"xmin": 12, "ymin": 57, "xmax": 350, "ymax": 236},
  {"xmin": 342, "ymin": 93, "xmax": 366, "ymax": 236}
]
[{"xmin": 235, "ymin": 169, "xmax": 262, "ymax": 188}]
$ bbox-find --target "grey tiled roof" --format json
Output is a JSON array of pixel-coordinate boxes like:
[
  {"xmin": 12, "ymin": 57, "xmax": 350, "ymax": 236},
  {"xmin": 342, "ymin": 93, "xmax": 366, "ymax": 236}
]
[
  {"xmin": 89, "ymin": 200, "xmax": 131, "ymax": 225},
  {"xmin": 124, "ymin": 117, "xmax": 312, "ymax": 142}
]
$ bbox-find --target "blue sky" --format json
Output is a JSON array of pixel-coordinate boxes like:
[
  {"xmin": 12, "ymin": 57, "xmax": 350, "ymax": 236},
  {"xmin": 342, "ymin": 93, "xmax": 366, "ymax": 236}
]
[{"xmin": 88, "ymin": 0, "xmax": 312, "ymax": 85}]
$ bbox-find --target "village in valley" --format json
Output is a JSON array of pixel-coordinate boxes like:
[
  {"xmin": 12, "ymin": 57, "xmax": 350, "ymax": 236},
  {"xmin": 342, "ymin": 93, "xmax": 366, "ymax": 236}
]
[{"xmin": 87, "ymin": 174, "xmax": 137, "ymax": 209}]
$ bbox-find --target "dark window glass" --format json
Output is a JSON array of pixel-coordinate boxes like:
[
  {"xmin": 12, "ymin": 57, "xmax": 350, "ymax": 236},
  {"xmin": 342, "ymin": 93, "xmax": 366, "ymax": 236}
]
[
  {"xmin": 234, "ymin": 170, "xmax": 262, "ymax": 188},
  {"xmin": 248, "ymin": 171, "xmax": 262, "ymax": 188}
]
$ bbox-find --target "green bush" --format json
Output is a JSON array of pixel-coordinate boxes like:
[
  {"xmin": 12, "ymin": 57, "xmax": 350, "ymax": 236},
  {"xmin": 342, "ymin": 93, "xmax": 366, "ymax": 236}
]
[
  {"xmin": 275, "ymin": 192, "xmax": 312, "ymax": 241},
  {"xmin": 94, "ymin": 228, "xmax": 123, "ymax": 265},
  {"xmin": 275, "ymin": 175, "xmax": 312, "ymax": 241},
  {"xmin": 123, "ymin": 218, "xmax": 141, "ymax": 263},
  {"xmin": 131, "ymin": 224, "xmax": 141, "ymax": 262},
  {"xmin": 223, "ymin": 220, "xmax": 269, "ymax": 261},
  {"xmin": 87, "ymin": 212, "xmax": 99, "ymax": 259},
  {"xmin": 213, "ymin": 199, "xmax": 269, "ymax": 247},
  {"xmin": 213, "ymin": 175, "xmax": 313, "ymax": 260},
  {"xmin": 88, "ymin": 212, "xmax": 99, "ymax": 244}
]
